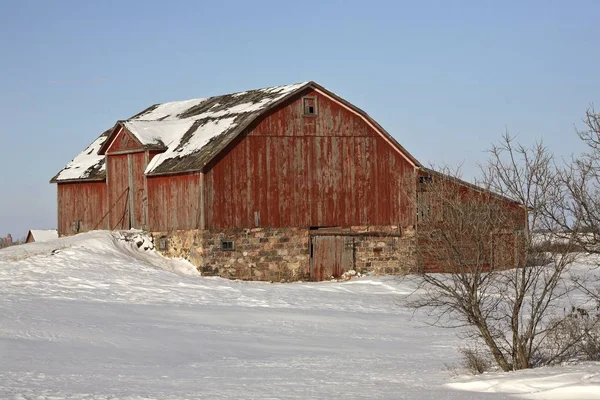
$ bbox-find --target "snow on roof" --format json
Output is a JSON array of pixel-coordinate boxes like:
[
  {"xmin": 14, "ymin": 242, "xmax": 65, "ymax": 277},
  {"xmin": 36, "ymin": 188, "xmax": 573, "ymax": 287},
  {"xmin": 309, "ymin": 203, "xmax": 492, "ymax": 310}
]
[
  {"xmin": 28, "ymin": 229, "xmax": 58, "ymax": 242},
  {"xmin": 51, "ymin": 129, "xmax": 110, "ymax": 182},
  {"xmin": 122, "ymin": 120, "xmax": 196, "ymax": 148},
  {"xmin": 52, "ymin": 82, "xmax": 309, "ymax": 181},
  {"xmin": 127, "ymin": 82, "xmax": 309, "ymax": 175}
]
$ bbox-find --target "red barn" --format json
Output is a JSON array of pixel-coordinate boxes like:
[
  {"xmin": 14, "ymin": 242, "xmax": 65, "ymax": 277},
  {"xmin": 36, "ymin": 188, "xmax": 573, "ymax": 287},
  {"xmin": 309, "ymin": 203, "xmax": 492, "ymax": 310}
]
[{"xmin": 51, "ymin": 81, "xmax": 525, "ymax": 280}]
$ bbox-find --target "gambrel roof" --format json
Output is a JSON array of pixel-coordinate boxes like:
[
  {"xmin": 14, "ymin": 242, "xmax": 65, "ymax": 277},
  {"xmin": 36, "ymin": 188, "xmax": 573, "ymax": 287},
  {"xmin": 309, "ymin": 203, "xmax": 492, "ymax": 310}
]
[{"xmin": 51, "ymin": 81, "xmax": 421, "ymax": 183}]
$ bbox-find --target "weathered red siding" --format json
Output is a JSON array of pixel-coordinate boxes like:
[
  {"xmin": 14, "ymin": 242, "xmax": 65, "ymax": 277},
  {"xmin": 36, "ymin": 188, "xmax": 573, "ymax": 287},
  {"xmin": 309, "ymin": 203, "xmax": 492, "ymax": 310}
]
[
  {"xmin": 107, "ymin": 154, "xmax": 128, "ymax": 229},
  {"xmin": 131, "ymin": 152, "xmax": 146, "ymax": 228},
  {"xmin": 106, "ymin": 128, "xmax": 143, "ymax": 154},
  {"xmin": 204, "ymin": 90, "xmax": 416, "ymax": 229},
  {"xmin": 107, "ymin": 152, "xmax": 146, "ymax": 229},
  {"xmin": 146, "ymin": 173, "xmax": 201, "ymax": 231},
  {"xmin": 417, "ymin": 175, "xmax": 527, "ymax": 272},
  {"xmin": 57, "ymin": 181, "xmax": 108, "ymax": 235}
]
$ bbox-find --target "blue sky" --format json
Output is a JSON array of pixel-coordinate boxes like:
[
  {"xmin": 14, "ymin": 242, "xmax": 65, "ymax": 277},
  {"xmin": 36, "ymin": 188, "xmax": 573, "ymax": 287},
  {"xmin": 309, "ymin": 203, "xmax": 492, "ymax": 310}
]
[{"xmin": 1, "ymin": 0, "xmax": 599, "ymax": 239}]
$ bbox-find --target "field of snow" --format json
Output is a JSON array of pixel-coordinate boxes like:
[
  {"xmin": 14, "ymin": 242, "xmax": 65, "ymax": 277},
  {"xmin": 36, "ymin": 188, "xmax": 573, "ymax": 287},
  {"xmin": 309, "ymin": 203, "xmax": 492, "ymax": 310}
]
[{"xmin": 1, "ymin": 231, "xmax": 599, "ymax": 399}]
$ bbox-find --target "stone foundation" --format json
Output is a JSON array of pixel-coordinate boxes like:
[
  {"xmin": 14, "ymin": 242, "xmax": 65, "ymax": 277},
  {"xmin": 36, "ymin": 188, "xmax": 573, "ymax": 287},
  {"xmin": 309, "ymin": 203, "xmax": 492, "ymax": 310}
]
[
  {"xmin": 351, "ymin": 226, "xmax": 417, "ymax": 274},
  {"xmin": 152, "ymin": 226, "xmax": 416, "ymax": 281}
]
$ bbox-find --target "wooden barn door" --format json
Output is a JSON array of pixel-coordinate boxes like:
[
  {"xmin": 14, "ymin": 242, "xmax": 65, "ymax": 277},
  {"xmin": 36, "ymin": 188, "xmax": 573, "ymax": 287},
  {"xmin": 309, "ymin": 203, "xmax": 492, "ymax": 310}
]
[
  {"xmin": 108, "ymin": 153, "xmax": 146, "ymax": 230},
  {"xmin": 108, "ymin": 155, "xmax": 130, "ymax": 230},
  {"xmin": 128, "ymin": 153, "xmax": 146, "ymax": 230},
  {"xmin": 310, "ymin": 235, "xmax": 353, "ymax": 281}
]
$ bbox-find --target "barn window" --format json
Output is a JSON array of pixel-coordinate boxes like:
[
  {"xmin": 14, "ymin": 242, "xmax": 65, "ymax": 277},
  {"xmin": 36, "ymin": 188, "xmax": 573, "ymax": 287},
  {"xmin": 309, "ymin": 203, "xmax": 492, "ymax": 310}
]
[
  {"xmin": 303, "ymin": 97, "xmax": 317, "ymax": 116},
  {"xmin": 419, "ymin": 175, "xmax": 433, "ymax": 184},
  {"xmin": 221, "ymin": 240, "xmax": 234, "ymax": 251},
  {"xmin": 158, "ymin": 237, "xmax": 168, "ymax": 250}
]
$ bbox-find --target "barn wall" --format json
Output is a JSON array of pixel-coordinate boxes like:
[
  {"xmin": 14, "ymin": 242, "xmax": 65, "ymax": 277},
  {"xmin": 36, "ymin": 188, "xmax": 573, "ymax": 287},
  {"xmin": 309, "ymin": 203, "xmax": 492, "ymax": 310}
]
[
  {"xmin": 57, "ymin": 181, "xmax": 108, "ymax": 235},
  {"xmin": 416, "ymin": 175, "xmax": 527, "ymax": 272},
  {"xmin": 146, "ymin": 173, "xmax": 201, "ymax": 231},
  {"xmin": 204, "ymin": 89, "xmax": 416, "ymax": 230}
]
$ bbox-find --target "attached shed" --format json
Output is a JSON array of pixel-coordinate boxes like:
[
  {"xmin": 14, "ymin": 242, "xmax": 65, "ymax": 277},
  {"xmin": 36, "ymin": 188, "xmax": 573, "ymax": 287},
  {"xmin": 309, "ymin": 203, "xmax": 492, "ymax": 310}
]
[
  {"xmin": 51, "ymin": 81, "xmax": 526, "ymax": 280},
  {"xmin": 26, "ymin": 229, "xmax": 59, "ymax": 243}
]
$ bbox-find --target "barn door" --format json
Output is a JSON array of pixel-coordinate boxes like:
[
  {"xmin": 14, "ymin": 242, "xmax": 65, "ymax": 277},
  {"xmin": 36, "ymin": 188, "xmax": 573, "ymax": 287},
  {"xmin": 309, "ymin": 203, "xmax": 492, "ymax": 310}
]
[
  {"xmin": 128, "ymin": 153, "xmax": 146, "ymax": 230},
  {"xmin": 108, "ymin": 153, "xmax": 146, "ymax": 230},
  {"xmin": 310, "ymin": 236, "xmax": 353, "ymax": 281}
]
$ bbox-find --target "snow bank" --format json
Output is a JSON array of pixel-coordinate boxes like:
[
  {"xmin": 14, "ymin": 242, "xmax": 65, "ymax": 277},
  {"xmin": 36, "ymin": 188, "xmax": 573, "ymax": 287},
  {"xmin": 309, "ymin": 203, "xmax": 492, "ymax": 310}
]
[
  {"xmin": 448, "ymin": 363, "xmax": 600, "ymax": 399},
  {"xmin": 2, "ymin": 232, "xmax": 600, "ymax": 399}
]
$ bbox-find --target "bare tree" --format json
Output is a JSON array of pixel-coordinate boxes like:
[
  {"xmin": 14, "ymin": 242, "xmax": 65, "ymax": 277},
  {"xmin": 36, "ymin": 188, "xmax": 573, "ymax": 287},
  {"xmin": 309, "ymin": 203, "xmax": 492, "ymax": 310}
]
[
  {"xmin": 407, "ymin": 135, "xmax": 582, "ymax": 372},
  {"xmin": 547, "ymin": 108, "xmax": 600, "ymax": 303}
]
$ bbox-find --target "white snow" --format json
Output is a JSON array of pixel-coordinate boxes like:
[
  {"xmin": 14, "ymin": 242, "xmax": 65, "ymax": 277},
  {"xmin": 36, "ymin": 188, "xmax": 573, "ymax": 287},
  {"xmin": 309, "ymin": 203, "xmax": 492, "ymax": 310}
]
[
  {"xmin": 144, "ymin": 117, "xmax": 237, "ymax": 173},
  {"xmin": 53, "ymin": 82, "xmax": 310, "ymax": 180},
  {"xmin": 135, "ymin": 98, "xmax": 209, "ymax": 121},
  {"xmin": 447, "ymin": 364, "xmax": 600, "ymax": 399},
  {"xmin": 1, "ymin": 231, "xmax": 598, "ymax": 399},
  {"xmin": 53, "ymin": 135, "xmax": 107, "ymax": 181},
  {"xmin": 123, "ymin": 120, "xmax": 196, "ymax": 147},
  {"xmin": 27, "ymin": 229, "xmax": 58, "ymax": 243},
  {"xmin": 130, "ymin": 82, "xmax": 308, "ymax": 173}
]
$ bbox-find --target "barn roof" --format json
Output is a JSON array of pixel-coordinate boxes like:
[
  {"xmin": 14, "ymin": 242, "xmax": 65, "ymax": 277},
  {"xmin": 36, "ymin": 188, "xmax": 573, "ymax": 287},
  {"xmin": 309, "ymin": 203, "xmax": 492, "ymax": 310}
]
[
  {"xmin": 422, "ymin": 168, "xmax": 525, "ymax": 207},
  {"xmin": 51, "ymin": 81, "xmax": 421, "ymax": 182},
  {"xmin": 50, "ymin": 128, "xmax": 111, "ymax": 182}
]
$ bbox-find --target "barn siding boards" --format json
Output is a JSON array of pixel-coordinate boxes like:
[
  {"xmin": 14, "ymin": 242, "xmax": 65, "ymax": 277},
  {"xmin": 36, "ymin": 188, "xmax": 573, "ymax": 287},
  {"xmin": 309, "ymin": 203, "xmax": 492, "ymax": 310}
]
[
  {"xmin": 107, "ymin": 154, "xmax": 130, "ymax": 230},
  {"xmin": 146, "ymin": 173, "xmax": 201, "ymax": 232},
  {"xmin": 105, "ymin": 127, "xmax": 144, "ymax": 154},
  {"xmin": 57, "ymin": 182, "xmax": 108, "ymax": 235},
  {"xmin": 204, "ymin": 90, "xmax": 416, "ymax": 229},
  {"xmin": 130, "ymin": 152, "xmax": 146, "ymax": 228},
  {"xmin": 416, "ymin": 173, "xmax": 527, "ymax": 272}
]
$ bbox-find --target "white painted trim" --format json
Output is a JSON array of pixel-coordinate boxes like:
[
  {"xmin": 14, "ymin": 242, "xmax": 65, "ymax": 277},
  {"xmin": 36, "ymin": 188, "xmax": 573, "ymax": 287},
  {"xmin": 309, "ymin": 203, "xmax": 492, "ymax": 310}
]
[{"xmin": 313, "ymin": 88, "xmax": 417, "ymax": 167}]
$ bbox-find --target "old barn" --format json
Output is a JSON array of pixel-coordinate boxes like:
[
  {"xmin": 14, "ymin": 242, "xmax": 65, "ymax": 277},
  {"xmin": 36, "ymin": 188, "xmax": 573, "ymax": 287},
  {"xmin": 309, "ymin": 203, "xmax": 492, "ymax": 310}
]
[{"xmin": 51, "ymin": 81, "xmax": 525, "ymax": 281}]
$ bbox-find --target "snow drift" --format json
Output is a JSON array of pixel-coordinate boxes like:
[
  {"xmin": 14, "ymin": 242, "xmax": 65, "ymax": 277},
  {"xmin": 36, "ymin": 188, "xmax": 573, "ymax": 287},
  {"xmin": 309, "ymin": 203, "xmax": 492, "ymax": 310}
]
[{"xmin": 0, "ymin": 231, "xmax": 599, "ymax": 399}]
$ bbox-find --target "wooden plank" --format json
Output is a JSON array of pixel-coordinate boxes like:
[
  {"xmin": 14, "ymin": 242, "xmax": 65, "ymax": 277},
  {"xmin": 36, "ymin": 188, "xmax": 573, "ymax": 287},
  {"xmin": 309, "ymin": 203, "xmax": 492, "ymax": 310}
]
[
  {"xmin": 57, "ymin": 182, "xmax": 108, "ymax": 235},
  {"xmin": 127, "ymin": 154, "xmax": 134, "ymax": 229},
  {"xmin": 143, "ymin": 151, "xmax": 149, "ymax": 229},
  {"xmin": 108, "ymin": 155, "xmax": 129, "ymax": 230},
  {"xmin": 146, "ymin": 173, "xmax": 200, "ymax": 231},
  {"xmin": 310, "ymin": 235, "xmax": 350, "ymax": 281},
  {"xmin": 199, "ymin": 172, "xmax": 205, "ymax": 229}
]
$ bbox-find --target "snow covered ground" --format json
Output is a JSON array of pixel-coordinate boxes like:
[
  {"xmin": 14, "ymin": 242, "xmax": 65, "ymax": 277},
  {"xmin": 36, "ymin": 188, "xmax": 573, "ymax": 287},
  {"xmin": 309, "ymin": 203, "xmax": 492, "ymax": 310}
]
[{"xmin": 0, "ymin": 231, "xmax": 599, "ymax": 399}]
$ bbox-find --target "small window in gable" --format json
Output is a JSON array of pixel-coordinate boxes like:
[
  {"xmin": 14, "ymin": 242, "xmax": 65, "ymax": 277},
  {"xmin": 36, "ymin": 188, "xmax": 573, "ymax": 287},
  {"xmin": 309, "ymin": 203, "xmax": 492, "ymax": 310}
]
[{"xmin": 303, "ymin": 97, "xmax": 317, "ymax": 116}]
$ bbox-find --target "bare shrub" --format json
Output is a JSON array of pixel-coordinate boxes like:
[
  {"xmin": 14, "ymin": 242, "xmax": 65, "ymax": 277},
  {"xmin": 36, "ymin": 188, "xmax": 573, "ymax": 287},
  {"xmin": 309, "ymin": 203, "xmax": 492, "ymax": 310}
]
[
  {"xmin": 458, "ymin": 347, "xmax": 492, "ymax": 375},
  {"xmin": 536, "ymin": 306, "xmax": 600, "ymax": 364},
  {"xmin": 406, "ymin": 135, "xmax": 581, "ymax": 372}
]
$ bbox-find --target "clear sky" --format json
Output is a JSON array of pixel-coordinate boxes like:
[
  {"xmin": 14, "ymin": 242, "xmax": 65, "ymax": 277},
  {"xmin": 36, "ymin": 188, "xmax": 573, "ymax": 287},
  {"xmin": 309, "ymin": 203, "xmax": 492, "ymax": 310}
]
[{"xmin": 1, "ymin": 0, "xmax": 599, "ymax": 239}]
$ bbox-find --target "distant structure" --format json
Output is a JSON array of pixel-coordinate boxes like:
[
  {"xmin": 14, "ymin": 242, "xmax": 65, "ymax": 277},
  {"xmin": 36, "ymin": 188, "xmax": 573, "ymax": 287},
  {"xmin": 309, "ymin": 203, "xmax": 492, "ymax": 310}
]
[
  {"xmin": 0, "ymin": 234, "xmax": 13, "ymax": 248},
  {"xmin": 26, "ymin": 229, "xmax": 59, "ymax": 243}
]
